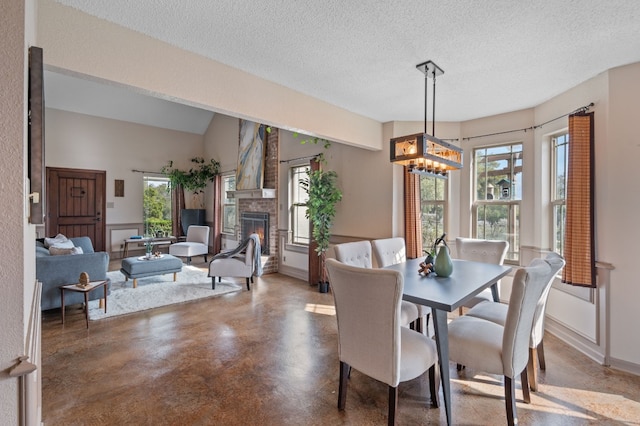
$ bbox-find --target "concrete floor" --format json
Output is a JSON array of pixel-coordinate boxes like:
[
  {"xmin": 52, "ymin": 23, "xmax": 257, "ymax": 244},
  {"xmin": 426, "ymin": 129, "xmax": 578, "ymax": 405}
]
[{"xmin": 41, "ymin": 259, "xmax": 640, "ymax": 425}]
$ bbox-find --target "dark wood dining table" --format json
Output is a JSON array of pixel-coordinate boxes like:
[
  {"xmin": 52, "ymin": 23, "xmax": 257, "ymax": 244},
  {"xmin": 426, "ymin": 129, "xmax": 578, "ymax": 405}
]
[{"xmin": 384, "ymin": 257, "xmax": 512, "ymax": 426}]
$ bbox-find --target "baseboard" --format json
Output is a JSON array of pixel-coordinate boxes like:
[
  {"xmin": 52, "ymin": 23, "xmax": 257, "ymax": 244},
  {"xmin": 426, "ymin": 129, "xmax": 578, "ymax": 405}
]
[
  {"xmin": 545, "ymin": 316, "xmax": 606, "ymax": 365},
  {"xmin": 608, "ymin": 356, "xmax": 640, "ymax": 376},
  {"xmin": 278, "ymin": 264, "xmax": 308, "ymax": 282}
]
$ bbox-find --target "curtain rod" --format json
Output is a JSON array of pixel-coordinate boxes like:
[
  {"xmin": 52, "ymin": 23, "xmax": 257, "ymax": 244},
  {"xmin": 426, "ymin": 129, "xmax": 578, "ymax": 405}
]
[
  {"xmin": 131, "ymin": 169, "xmax": 162, "ymax": 174},
  {"xmin": 279, "ymin": 154, "xmax": 320, "ymax": 164},
  {"xmin": 462, "ymin": 102, "xmax": 594, "ymax": 141}
]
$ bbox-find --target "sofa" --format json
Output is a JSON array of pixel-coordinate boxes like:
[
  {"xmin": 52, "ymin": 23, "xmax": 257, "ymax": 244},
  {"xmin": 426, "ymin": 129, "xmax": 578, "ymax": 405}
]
[{"xmin": 36, "ymin": 236, "xmax": 111, "ymax": 311}]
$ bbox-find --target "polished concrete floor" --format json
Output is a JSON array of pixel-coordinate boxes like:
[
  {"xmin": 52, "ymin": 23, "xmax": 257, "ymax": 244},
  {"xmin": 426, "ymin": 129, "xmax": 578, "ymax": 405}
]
[{"xmin": 41, "ymin": 259, "xmax": 640, "ymax": 425}]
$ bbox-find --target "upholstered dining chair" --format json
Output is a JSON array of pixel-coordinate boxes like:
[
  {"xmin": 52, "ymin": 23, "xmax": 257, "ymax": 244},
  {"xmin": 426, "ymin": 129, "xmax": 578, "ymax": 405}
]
[
  {"xmin": 447, "ymin": 256, "xmax": 558, "ymax": 426},
  {"xmin": 455, "ymin": 237, "xmax": 509, "ymax": 314},
  {"xmin": 208, "ymin": 235, "xmax": 258, "ymax": 291},
  {"xmin": 464, "ymin": 252, "xmax": 565, "ymax": 391},
  {"xmin": 325, "ymin": 258, "xmax": 439, "ymax": 425},
  {"xmin": 169, "ymin": 225, "xmax": 210, "ymax": 265},
  {"xmin": 371, "ymin": 237, "xmax": 429, "ymax": 334},
  {"xmin": 334, "ymin": 241, "xmax": 420, "ymax": 329}
]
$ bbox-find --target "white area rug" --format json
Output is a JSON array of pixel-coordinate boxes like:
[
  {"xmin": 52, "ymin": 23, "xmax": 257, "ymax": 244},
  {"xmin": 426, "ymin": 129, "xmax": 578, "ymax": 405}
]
[{"xmin": 88, "ymin": 265, "xmax": 242, "ymax": 320}]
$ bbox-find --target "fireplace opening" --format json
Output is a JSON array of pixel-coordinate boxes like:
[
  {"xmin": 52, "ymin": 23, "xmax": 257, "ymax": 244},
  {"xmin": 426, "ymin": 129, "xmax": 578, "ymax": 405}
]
[{"xmin": 241, "ymin": 212, "xmax": 269, "ymax": 255}]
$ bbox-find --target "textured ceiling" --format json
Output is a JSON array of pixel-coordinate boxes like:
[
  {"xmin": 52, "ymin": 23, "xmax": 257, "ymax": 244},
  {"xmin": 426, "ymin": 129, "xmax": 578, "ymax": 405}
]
[{"xmin": 48, "ymin": 0, "xmax": 640, "ymax": 129}]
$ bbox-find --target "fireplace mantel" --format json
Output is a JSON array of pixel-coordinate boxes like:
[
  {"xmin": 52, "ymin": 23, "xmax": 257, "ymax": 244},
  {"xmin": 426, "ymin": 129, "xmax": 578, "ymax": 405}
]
[{"xmin": 228, "ymin": 189, "xmax": 276, "ymax": 199}]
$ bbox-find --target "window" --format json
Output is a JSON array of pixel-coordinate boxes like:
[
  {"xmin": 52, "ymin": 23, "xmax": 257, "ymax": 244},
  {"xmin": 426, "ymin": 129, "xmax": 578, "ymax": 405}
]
[
  {"xmin": 473, "ymin": 143, "xmax": 522, "ymax": 262},
  {"xmin": 420, "ymin": 175, "xmax": 447, "ymax": 250},
  {"xmin": 143, "ymin": 175, "xmax": 172, "ymax": 236},
  {"xmin": 290, "ymin": 164, "xmax": 310, "ymax": 245},
  {"xmin": 222, "ymin": 174, "xmax": 236, "ymax": 234},
  {"xmin": 551, "ymin": 132, "xmax": 569, "ymax": 254}
]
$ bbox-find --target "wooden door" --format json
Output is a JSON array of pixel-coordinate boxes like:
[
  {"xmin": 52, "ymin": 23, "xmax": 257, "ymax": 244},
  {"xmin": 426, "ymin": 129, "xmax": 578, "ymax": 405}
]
[{"xmin": 46, "ymin": 167, "xmax": 106, "ymax": 251}]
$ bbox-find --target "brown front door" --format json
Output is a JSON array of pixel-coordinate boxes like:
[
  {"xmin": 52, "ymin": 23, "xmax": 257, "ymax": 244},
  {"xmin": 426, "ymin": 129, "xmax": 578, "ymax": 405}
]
[{"xmin": 46, "ymin": 167, "xmax": 106, "ymax": 251}]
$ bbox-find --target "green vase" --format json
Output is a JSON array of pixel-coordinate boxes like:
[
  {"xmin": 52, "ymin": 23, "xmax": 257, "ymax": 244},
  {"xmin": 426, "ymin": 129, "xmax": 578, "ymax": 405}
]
[{"xmin": 434, "ymin": 245, "xmax": 453, "ymax": 277}]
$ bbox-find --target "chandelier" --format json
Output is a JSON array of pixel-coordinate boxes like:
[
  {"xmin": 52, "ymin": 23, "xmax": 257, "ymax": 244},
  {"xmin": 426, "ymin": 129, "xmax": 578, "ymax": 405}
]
[{"xmin": 389, "ymin": 60, "xmax": 462, "ymax": 178}]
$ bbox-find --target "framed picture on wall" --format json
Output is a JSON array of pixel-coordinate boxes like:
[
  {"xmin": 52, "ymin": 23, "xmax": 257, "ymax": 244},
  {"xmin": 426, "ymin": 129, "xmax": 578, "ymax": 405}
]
[{"xmin": 236, "ymin": 119, "xmax": 265, "ymax": 190}]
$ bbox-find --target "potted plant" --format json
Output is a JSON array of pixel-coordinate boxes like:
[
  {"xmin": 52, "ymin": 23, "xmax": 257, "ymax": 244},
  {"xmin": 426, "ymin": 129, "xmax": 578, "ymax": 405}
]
[
  {"xmin": 161, "ymin": 156, "xmax": 220, "ymax": 234},
  {"xmin": 299, "ymin": 152, "xmax": 342, "ymax": 293}
]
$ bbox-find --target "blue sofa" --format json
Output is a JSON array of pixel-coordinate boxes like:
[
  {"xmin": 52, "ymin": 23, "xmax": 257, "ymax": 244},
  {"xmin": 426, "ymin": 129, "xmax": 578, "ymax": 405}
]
[{"xmin": 36, "ymin": 236, "xmax": 111, "ymax": 311}]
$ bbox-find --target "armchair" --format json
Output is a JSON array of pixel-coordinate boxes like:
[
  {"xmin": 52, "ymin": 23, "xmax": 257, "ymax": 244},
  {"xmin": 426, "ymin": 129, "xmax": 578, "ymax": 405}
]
[
  {"xmin": 208, "ymin": 235, "xmax": 260, "ymax": 291},
  {"xmin": 169, "ymin": 225, "xmax": 210, "ymax": 265}
]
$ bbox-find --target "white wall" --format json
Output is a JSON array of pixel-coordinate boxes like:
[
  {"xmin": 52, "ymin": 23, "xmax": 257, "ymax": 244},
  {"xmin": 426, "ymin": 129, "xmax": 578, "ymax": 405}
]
[
  {"xmin": 45, "ymin": 108, "xmax": 205, "ymax": 226},
  {"xmin": 1, "ymin": 0, "xmax": 36, "ymax": 423}
]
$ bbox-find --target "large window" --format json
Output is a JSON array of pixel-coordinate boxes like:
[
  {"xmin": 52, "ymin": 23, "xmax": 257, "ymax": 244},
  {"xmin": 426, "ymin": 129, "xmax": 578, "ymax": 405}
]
[
  {"xmin": 290, "ymin": 164, "xmax": 310, "ymax": 245},
  {"xmin": 420, "ymin": 175, "xmax": 447, "ymax": 250},
  {"xmin": 473, "ymin": 143, "xmax": 522, "ymax": 262},
  {"xmin": 222, "ymin": 174, "xmax": 236, "ymax": 234},
  {"xmin": 551, "ymin": 132, "xmax": 569, "ymax": 254},
  {"xmin": 143, "ymin": 176, "xmax": 172, "ymax": 236}
]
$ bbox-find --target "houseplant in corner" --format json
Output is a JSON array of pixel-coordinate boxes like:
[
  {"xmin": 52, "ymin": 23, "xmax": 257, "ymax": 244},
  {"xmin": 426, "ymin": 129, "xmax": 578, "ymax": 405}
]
[
  {"xmin": 161, "ymin": 156, "xmax": 220, "ymax": 234},
  {"xmin": 299, "ymin": 146, "xmax": 343, "ymax": 293}
]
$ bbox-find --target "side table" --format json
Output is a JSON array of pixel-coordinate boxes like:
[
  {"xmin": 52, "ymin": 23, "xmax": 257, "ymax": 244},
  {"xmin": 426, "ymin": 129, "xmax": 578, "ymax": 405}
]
[{"xmin": 59, "ymin": 280, "xmax": 108, "ymax": 329}]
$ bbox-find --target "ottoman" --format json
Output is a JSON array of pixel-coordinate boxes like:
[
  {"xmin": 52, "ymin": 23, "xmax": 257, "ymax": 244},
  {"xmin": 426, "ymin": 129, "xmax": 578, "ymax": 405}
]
[{"xmin": 120, "ymin": 254, "xmax": 183, "ymax": 288}]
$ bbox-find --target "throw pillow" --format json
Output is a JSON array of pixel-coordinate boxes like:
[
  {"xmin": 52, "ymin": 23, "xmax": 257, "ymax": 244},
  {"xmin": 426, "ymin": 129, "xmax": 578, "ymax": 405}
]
[
  {"xmin": 51, "ymin": 240, "xmax": 75, "ymax": 249},
  {"xmin": 49, "ymin": 245, "xmax": 83, "ymax": 256},
  {"xmin": 49, "ymin": 246, "xmax": 74, "ymax": 256},
  {"xmin": 44, "ymin": 233, "xmax": 69, "ymax": 248}
]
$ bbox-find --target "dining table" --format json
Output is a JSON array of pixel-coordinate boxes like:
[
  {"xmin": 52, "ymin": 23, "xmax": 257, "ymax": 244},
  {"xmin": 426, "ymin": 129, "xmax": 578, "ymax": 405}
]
[{"xmin": 384, "ymin": 257, "xmax": 512, "ymax": 426}]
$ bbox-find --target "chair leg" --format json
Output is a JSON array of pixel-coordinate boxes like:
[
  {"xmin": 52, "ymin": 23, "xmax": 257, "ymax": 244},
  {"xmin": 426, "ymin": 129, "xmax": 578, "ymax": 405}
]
[
  {"xmin": 537, "ymin": 339, "xmax": 546, "ymax": 370},
  {"xmin": 251, "ymin": 276, "xmax": 254, "ymax": 283},
  {"xmin": 415, "ymin": 316, "xmax": 423, "ymax": 334},
  {"xmin": 218, "ymin": 277, "xmax": 222, "ymax": 282},
  {"xmin": 409, "ymin": 321, "xmax": 416, "ymax": 331},
  {"xmin": 527, "ymin": 347, "xmax": 538, "ymax": 392},
  {"xmin": 204, "ymin": 254, "xmax": 208, "ymax": 262},
  {"xmin": 187, "ymin": 256, "xmax": 191, "ymax": 265},
  {"xmin": 428, "ymin": 364, "xmax": 440, "ymax": 408},
  {"xmin": 458, "ymin": 306, "xmax": 463, "ymax": 316},
  {"xmin": 424, "ymin": 313, "xmax": 430, "ymax": 333},
  {"xmin": 246, "ymin": 278, "xmax": 250, "ymax": 291},
  {"xmin": 504, "ymin": 376, "xmax": 518, "ymax": 426},
  {"xmin": 211, "ymin": 277, "xmax": 216, "ymax": 290},
  {"xmin": 338, "ymin": 361, "xmax": 349, "ymax": 410},
  {"xmin": 520, "ymin": 368, "xmax": 531, "ymax": 403},
  {"xmin": 388, "ymin": 385, "xmax": 397, "ymax": 426}
]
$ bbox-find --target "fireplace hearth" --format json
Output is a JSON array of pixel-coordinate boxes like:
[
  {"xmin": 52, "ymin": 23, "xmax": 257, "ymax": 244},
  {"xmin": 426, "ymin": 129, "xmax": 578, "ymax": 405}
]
[{"xmin": 241, "ymin": 212, "xmax": 269, "ymax": 255}]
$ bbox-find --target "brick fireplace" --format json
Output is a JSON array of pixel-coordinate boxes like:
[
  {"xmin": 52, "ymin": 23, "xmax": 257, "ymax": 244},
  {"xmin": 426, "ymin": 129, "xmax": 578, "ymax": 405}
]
[
  {"xmin": 241, "ymin": 212, "xmax": 269, "ymax": 254},
  {"xmin": 235, "ymin": 125, "xmax": 279, "ymax": 274}
]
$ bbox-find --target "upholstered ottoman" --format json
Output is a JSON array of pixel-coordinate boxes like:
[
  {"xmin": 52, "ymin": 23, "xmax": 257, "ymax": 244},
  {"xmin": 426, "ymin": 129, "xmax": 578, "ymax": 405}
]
[{"xmin": 120, "ymin": 255, "xmax": 183, "ymax": 288}]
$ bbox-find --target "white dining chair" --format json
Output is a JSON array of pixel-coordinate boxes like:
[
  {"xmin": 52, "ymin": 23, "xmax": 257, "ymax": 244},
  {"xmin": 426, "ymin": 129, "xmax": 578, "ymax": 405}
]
[
  {"xmin": 371, "ymin": 237, "xmax": 429, "ymax": 334},
  {"xmin": 464, "ymin": 252, "xmax": 565, "ymax": 391},
  {"xmin": 455, "ymin": 237, "xmax": 509, "ymax": 314},
  {"xmin": 325, "ymin": 258, "xmax": 439, "ymax": 425},
  {"xmin": 447, "ymin": 256, "xmax": 558, "ymax": 426},
  {"xmin": 334, "ymin": 241, "xmax": 420, "ymax": 329}
]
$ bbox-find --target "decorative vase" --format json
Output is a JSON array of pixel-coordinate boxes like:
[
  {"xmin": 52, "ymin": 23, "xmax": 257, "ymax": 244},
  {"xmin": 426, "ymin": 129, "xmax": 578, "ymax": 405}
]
[{"xmin": 434, "ymin": 245, "xmax": 453, "ymax": 277}]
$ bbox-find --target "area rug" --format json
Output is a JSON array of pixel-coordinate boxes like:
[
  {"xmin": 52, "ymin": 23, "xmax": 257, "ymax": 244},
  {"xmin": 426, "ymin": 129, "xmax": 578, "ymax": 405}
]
[{"xmin": 88, "ymin": 265, "xmax": 242, "ymax": 320}]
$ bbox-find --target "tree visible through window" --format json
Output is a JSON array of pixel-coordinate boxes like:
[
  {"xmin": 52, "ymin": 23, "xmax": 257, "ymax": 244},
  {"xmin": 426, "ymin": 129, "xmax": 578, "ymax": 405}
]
[
  {"xmin": 420, "ymin": 175, "xmax": 446, "ymax": 250},
  {"xmin": 473, "ymin": 143, "xmax": 522, "ymax": 262},
  {"xmin": 143, "ymin": 176, "xmax": 172, "ymax": 237}
]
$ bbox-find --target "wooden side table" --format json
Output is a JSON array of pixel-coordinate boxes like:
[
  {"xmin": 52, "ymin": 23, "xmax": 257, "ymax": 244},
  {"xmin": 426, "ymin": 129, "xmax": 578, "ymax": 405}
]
[{"xmin": 59, "ymin": 280, "xmax": 108, "ymax": 329}]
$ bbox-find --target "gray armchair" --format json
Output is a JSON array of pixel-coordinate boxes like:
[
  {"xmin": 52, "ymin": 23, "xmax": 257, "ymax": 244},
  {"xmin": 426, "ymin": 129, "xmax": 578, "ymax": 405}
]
[{"xmin": 36, "ymin": 236, "xmax": 110, "ymax": 311}]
